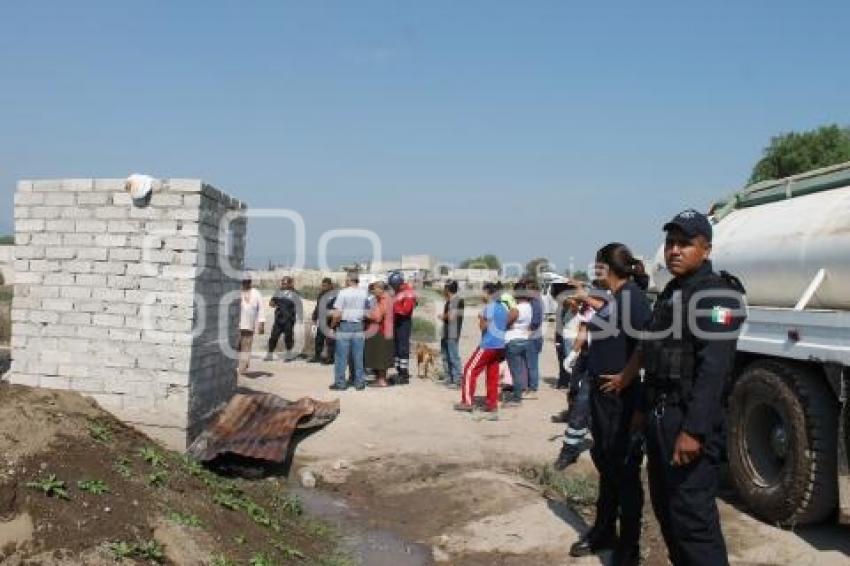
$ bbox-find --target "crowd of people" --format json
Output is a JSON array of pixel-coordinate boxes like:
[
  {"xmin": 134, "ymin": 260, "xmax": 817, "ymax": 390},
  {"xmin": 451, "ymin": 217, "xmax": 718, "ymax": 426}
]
[{"xmin": 236, "ymin": 208, "xmax": 745, "ymax": 566}]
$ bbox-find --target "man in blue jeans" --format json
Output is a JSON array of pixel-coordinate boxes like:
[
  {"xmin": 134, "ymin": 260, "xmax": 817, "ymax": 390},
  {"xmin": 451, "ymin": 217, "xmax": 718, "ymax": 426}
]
[
  {"xmin": 526, "ymin": 279, "xmax": 544, "ymax": 397},
  {"xmin": 329, "ymin": 272, "xmax": 369, "ymax": 391},
  {"xmin": 439, "ymin": 280, "xmax": 465, "ymax": 386}
]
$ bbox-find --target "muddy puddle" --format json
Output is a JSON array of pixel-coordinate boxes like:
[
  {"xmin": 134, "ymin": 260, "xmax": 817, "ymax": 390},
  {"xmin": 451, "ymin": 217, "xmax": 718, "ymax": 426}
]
[{"xmin": 290, "ymin": 485, "xmax": 435, "ymax": 566}]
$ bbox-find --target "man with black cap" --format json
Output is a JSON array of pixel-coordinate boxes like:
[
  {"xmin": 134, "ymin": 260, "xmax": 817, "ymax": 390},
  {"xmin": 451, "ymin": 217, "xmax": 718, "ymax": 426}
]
[{"xmin": 600, "ymin": 209, "xmax": 746, "ymax": 566}]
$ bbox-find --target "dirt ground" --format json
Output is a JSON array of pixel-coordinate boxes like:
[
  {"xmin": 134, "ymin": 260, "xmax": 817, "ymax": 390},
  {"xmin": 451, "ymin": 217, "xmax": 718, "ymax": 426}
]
[
  {"xmin": 0, "ymin": 384, "xmax": 341, "ymax": 565},
  {"xmin": 240, "ymin": 295, "xmax": 850, "ymax": 566}
]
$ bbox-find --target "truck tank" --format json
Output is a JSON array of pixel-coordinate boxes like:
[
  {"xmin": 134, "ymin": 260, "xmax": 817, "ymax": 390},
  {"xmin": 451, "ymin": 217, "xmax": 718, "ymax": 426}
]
[{"xmin": 651, "ymin": 165, "xmax": 850, "ymax": 309}]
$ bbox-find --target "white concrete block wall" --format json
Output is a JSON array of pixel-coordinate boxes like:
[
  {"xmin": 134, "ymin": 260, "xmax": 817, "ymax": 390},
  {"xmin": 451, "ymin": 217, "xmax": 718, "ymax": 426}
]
[{"xmin": 6, "ymin": 178, "xmax": 247, "ymax": 448}]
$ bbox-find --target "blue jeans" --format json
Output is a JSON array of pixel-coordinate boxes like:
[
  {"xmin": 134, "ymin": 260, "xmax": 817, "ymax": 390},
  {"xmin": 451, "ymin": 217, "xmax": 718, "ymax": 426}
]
[
  {"xmin": 441, "ymin": 338, "xmax": 462, "ymax": 383},
  {"xmin": 528, "ymin": 337, "xmax": 542, "ymax": 391},
  {"xmin": 505, "ymin": 339, "xmax": 530, "ymax": 400},
  {"xmin": 334, "ymin": 321, "xmax": 365, "ymax": 388}
]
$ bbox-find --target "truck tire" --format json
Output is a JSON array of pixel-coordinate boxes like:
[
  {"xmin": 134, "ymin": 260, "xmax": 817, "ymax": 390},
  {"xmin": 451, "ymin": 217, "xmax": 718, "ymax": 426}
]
[{"xmin": 727, "ymin": 360, "xmax": 838, "ymax": 526}]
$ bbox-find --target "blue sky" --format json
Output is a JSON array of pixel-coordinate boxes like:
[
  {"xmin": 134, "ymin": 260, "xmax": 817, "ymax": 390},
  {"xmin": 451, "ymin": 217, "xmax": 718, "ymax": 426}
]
[{"xmin": 1, "ymin": 1, "xmax": 848, "ymax": 271}]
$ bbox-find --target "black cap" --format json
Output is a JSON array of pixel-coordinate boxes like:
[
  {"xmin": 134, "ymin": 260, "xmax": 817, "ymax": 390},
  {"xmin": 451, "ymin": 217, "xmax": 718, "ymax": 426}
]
[{"xmin": 663, "ymin": 209, "xmax": 712, "ymax": 242}]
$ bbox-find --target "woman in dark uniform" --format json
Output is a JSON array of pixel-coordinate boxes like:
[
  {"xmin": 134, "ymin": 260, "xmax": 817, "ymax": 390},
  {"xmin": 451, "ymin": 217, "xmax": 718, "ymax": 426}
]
[{"xmin": 568, "ymin": 243, "xmax": 650, "ymax": 566}]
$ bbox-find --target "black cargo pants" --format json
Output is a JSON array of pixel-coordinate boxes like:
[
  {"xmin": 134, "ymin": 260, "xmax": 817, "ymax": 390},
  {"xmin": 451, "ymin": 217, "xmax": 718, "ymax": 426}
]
[{"xmin": 646, "ymin": 404, "xmax": 728, "ymax": 566}]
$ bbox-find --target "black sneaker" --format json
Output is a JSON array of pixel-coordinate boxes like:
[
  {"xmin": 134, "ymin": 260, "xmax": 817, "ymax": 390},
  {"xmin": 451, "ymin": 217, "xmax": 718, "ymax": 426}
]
[
  {"xmin": 355, "ymin": 383, "xmax": 366, "ymax": 391},
  {"xmin": 328, "ymin": 384, "xmax": 348, "ymax": 391},
  {"xmin": 554, "ymin": 444, "xmax": 580, "ymax": 470}
]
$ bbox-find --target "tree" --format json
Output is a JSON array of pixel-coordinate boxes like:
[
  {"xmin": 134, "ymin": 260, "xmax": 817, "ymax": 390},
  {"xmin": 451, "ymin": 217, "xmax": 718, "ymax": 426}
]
[
  {"xmin": 749, "ymin": 125, "xmax": 850, "ymax": 184},
  {"xmin": 571, "ymin": 270, "xmax": 589, "ymax": 282},
  {"xmin": 459, "ymin": 254, "xmax": 501, "ymax": 270},
  {"xmin": 0, "ymin": 236, "xmax": 13, "ymax": 246},
  {"xmin": 525, "ymin": 257, "xmax": 552, "ymax": 279}
]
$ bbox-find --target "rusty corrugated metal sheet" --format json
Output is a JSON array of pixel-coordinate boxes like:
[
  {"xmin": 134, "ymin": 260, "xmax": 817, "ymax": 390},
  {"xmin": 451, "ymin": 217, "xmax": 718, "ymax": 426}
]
[{"xmin": 187, "ymin": 392, "xmax": 340, "ymax": 463}]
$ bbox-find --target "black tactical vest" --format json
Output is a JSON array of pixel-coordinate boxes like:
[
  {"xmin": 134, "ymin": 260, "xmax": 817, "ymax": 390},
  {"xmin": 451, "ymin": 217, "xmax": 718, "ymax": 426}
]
[{"xmin": 643, "ymin": 269, "xmax": 744, "ymax": 405}]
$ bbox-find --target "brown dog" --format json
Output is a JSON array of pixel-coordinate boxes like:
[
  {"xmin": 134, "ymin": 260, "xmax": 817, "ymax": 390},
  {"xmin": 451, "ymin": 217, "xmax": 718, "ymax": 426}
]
[{"xmin": 415, "ymin": 342, "xmax": 438, "ymax": 380}]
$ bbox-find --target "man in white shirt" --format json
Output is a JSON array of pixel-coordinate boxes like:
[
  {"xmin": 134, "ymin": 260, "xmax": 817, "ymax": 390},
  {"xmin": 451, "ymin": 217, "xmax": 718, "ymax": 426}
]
[
  {"xmin": 329, "ymin": 272, "xmax": 369, "ymax": 391},
  {"xmin": 238, "ymin": 277, "xmax": 265, "ymax": 375}
]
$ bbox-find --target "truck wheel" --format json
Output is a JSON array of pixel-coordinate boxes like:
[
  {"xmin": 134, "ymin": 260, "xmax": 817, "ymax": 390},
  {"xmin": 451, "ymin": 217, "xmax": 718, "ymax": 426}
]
[{"xmin": 727, "ymin": 360, "xmax": 838, "ymax": 526}]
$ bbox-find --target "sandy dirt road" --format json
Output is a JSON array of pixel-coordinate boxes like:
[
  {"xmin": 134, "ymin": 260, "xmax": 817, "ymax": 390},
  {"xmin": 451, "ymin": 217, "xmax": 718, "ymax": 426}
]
[{"xmin": 239, "ymin": 294, "xmax": 850, "ymax": 565}]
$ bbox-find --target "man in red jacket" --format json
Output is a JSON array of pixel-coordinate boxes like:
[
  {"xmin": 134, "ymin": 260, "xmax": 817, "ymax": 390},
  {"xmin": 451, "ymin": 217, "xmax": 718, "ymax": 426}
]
[{"xmin": 388, "ymin": 271, "xmax": 416, "ymax": 384}]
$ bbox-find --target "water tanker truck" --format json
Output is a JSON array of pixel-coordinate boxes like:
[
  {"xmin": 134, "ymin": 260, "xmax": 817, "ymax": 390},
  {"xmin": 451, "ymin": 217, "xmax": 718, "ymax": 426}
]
[{"xmin": 650, "ymin": 162, "xmax": 850, "ymax": 526}]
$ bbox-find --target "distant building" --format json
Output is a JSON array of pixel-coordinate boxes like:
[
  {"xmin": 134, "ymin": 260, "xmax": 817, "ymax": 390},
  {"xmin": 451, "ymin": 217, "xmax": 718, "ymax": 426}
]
[{"xmin": 369, "ymin": 254, "xmax": 438, "ymax": 285}]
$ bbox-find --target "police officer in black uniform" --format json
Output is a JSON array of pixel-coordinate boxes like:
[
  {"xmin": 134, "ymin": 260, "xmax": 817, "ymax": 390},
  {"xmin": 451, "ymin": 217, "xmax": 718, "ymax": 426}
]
[{"xmin": 608, "ymin": 209, "xmax": 746, "ymax": 566}]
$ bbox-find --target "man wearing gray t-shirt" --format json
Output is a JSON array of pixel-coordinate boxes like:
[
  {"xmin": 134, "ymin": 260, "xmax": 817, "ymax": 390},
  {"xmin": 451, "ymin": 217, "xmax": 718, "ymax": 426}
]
[{"xmin": 329, "ymin": 272, "xmax": 369, "ymax": 391}]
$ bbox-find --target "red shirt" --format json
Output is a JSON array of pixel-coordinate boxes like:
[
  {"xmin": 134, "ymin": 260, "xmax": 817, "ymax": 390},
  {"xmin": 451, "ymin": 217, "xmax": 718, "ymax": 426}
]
[{"xmin": 392, "ymin": 283, "xmax": 417, "ymax": 317}]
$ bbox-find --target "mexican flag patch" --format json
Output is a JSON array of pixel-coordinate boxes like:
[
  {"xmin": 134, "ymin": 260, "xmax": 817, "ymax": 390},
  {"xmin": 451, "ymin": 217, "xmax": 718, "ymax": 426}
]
[{"xmin": 711, "ymin": 306, "xmax": 733, "ymax": 326}]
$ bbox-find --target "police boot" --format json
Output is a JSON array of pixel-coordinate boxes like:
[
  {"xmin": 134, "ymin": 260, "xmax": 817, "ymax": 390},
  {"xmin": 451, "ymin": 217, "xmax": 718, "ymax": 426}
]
[
  {"xmin": 569, "ymin": 528, "xmax": 617, "ymax": 558},
  {"xmin": 611, "ymin": 545, "xmax": 640, "ymax": 566}
]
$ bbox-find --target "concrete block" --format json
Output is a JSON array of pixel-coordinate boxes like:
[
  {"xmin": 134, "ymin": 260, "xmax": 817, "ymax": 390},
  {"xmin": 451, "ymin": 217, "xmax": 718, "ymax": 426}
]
[
  {"xmin": 60, "ymin": 178, "xmax": 93, "ymax": 191},
  {"xmin": 126, "ymin": 262, "xmax": 157, "ymax": 276},
  {"xmin": 112, "ymin": 192, "xmax": 132, "ymax": 206},
  {"xmin": 94, "ymin": 178, "xmax": 125, "ymax": 191},
  {"xmin": 61, "ymin": 286, "xmax": 93, "ymax": 299},
  {"xmin": 10, "ymin": 272, "xmax": 42, "ymax": 285},
  {"xmin": 166, "ymin": 179, "xmax": 203, "ymax": 192},
  {"xmin": 105, "ymin": 303, "xmax": 138, "ymax": 316},
  {"xmin": 65, "ymin": 260, "xmax": 94, "ymax": 274},
  {"xmin": 14, "ymin": 246, "xmax": 45, "ymax": 259},
  {"xmin": 75, "ymin": 274, "xmax": 107, "ymax": 287},
  {"xmin": 107, "ymin": 275, "xmax": 140, "ymax": 289},
  {"xmin": 76, "ymin": 301, "xmax": 107, "ymax": 313},
  {"xmin": 64, "ymin": 233, "xmax": 94, "ymax": 246},
  {"xmin": 75, "ymin": 220, "xmax": 108, "ymax": 233},
  {"xmin": 92, "ymin": 288, "xmax": 125, "ymax": 301},
  {"xmin": 77, "ymin": 248, "xmax": 109, "ymax": 261},
  {"xmin": 17, "ymin": 219, "xmax": 45, "ymax": 232},
  {"xmin": 77, "ymin": 192, "xmax": 110, "ymax": 205},
  {"xmin": 69, "ymin": 379, "xmax": 105, "ymax": 393},
  {"xmin": 94, "ymin": 234, "xmax": 128, "ymax": 248},
  {"xmin": 61, "ymin": 312, "xmax": 92, "ymax": 325},
  {"xmin": 31, "ymin": 233, "xmax": 63, "ymax": 246},
  {"xmin": 77, "ymin": 326, "xmax": 110, "ymax": 340},
  {"xmin": 30, "ymin": 206, "xmax": 62, "ymax": 219},
  {"xmin": 42, "ymin": 298, "xmax": 74, "ymax": 311},
  {"xmin": 43, "ymin": 273, "xmax": 75, "ymax": 286},
  {"xmin": 28, "ymin": 260, "xmax": 60, "ymax": 273},
  {"xmin": 47, "ymin": 220, "xmax": 76, "ymax": 233},
  {"xmin": 14, "ymin": 192, "xmax": 45, "ymax": 206},
  {"xmin": 93, "ymin": 262, "xmax": 127, "ymax": 275},
  {"xmin": 42, "ymin": 324, "xmax": 77, "ymax": 338},
  {"xmin": 93, "ymin": 313, "xmax": 124, "ymax": 327},
  {"xmin": 109, "ymin": 248, "xmax": 141, "ymax": 262},
  {"xmin": 44, "ymin": 192, "xmax": 75, "ymax": 206},
  {"xmin": 46, "ymin": 247, "xmax": 77, "ymax": 259},
  {"xmin": 164, "ymin": 237, "xmax": 198, "ymax": 251},
  {"xmin": 59, "ymin": 365, "xmax": 91, "ymax": 379},
  {"xmin": 106, "ymin": 220, "xmax": 142, "ymax": 233},
  {"xmin": 129, "ymin": 206, "xmax": 166, "ymax": 220},
  {"xmin": 94, "ymin": 207, "xmax": 129, "ymax": 220},
  {"xmin": 60, "ymin": 207, "xmax": 94, "ymax": 219},
  {"xmin": 109, "ymin": 328, "xmax": 142, "ymax": 342}
]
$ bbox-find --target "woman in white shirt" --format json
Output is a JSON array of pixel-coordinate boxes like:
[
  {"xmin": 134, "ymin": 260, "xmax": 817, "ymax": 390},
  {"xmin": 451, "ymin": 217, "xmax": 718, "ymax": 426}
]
[
  {"xmin": 504, "ymin": 281, "xmax": 534, "ymax": 405},
  {"xmin": 238, "ymin": 278, "xmax": 265, "ymax": 375}
]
